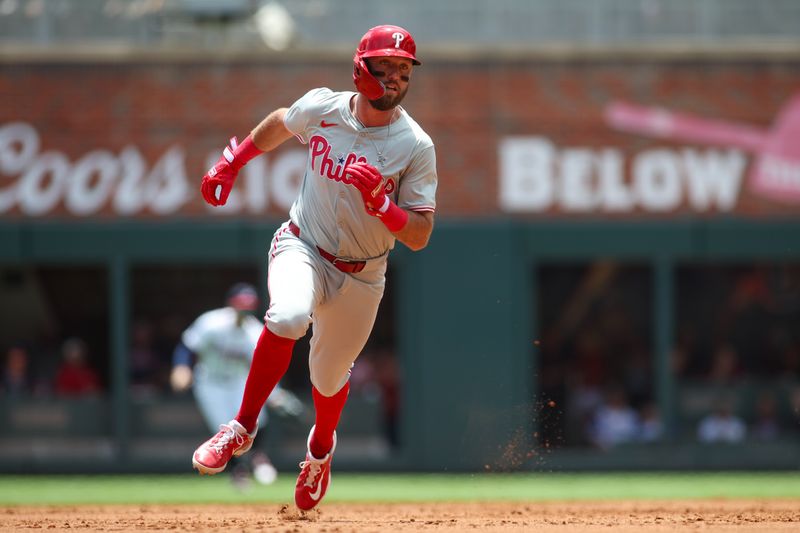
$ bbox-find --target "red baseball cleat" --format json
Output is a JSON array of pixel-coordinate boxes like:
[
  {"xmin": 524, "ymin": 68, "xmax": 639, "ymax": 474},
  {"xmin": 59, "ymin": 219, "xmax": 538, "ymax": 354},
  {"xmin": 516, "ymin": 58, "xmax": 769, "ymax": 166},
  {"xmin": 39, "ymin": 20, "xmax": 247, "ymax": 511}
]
[
  {"xmin": 295, "ymin": 426, "xmax": 337, "ymax": 510},
  {"xmin": 192, "ymin": 420, "xmax": 257, "ymax": 475}
]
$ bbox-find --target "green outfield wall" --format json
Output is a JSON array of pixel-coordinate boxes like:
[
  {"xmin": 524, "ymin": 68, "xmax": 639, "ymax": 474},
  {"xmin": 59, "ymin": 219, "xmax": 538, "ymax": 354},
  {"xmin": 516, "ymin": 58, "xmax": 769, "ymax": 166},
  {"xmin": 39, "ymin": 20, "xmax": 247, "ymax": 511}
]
[{"xmin": 1, "ymin": 219, "xmax": 798, "ymax": 473}]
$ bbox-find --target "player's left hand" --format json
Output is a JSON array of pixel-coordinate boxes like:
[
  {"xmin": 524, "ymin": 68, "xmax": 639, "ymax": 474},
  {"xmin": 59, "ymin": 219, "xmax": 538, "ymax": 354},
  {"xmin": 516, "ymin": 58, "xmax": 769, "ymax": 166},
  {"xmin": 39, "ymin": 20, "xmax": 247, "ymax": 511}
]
[
  {"xmin": 200, "ymin": 137, "xmax": 241, "ymax": 206},
  {"xmin": 344, "ymin": 161, "xmax": 386, "ymax": 212}
]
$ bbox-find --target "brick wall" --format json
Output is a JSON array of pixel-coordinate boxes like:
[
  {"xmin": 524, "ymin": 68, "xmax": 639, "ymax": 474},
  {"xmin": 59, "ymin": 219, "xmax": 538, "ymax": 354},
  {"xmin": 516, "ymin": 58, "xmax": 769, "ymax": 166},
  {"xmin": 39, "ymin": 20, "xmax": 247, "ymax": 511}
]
[{"xmin": 1, "ymin": 56, "xmax": 798, "ymax": 218}]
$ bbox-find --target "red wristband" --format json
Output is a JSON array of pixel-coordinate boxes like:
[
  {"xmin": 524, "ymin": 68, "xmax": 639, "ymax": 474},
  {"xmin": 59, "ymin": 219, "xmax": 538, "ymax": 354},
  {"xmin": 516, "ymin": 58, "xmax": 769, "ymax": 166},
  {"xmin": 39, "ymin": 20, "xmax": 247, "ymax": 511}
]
[
  {"xmin": 231, "ymin": 135, "xmax": 263, "ymax": 169},
  {"xmin": 375, "ymin": 199, "xmax": 408, "ymax": 232}
]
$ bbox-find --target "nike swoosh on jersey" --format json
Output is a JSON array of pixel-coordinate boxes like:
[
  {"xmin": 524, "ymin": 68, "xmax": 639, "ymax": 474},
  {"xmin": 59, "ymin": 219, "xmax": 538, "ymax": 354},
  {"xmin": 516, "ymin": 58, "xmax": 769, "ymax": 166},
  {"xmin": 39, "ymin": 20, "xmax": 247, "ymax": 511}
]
[{"xmin": 320, "ymin": 120, "xmax": 338, "ymax": 128}]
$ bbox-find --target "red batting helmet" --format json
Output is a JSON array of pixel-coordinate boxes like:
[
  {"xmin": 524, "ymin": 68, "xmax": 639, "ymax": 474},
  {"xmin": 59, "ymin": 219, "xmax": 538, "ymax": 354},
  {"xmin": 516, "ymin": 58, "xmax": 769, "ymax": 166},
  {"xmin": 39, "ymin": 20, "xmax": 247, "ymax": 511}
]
[{"xmin": 353, "ymin": 25, "xmax": 421, "ymax": 100}]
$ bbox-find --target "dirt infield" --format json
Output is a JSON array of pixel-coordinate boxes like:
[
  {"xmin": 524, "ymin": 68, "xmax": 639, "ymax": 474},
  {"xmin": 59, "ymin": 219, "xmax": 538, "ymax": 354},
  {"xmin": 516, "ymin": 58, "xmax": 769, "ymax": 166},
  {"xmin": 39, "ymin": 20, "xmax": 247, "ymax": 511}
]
[{"xmin": 2, "ymin": 500, "xmax": 797, "ymax": 532}]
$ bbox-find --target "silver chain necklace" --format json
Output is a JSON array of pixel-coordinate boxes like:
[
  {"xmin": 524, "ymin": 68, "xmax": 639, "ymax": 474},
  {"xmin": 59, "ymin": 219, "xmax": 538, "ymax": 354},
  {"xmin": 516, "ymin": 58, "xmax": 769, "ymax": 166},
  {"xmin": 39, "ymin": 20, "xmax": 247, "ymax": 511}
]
[{"xmin": 360, "ymin": 108, "xmax": 397, "ymax": 169}]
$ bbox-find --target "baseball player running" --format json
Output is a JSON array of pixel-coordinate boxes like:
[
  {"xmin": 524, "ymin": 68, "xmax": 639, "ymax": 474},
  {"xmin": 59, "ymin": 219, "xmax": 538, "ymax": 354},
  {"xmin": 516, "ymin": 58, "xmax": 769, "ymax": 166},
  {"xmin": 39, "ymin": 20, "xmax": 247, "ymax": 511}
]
[
  {"xmin": 171, "ymin": 283, "xmax": 303, "ymax": 487},
  {"xmin": 191, "ymin": 24, "xmax": 437, "ymax": 510}
]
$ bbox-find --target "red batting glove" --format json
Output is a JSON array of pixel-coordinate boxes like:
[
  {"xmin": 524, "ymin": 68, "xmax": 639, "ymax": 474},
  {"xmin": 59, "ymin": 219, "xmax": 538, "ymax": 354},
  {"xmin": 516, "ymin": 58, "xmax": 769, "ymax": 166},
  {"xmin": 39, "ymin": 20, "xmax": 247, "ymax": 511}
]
[
  {"xmin": 344, "ymin": 162, "xmax": 408, "ymax": 232},
  {"xmin": 344, "ymin": 161, "xmax": 387, "ymax": 211},
  {"xmin": 200, "ymin": 135, "xmax": 263, "ymax": 206}
]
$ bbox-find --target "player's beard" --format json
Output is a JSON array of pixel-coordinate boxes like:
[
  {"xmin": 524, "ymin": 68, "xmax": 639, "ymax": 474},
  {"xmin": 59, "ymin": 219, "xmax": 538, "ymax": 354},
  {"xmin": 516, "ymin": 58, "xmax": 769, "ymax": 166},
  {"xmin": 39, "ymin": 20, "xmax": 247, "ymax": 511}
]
[{"xmin": 369, "ymin": 84, "xmax": 408, "ymax": 111}]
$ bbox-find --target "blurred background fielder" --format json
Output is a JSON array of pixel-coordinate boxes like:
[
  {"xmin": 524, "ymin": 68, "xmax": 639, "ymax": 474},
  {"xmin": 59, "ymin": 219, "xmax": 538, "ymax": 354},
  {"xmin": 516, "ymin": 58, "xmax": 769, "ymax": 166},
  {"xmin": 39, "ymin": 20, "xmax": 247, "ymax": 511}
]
[{"xmin": 170, "ymin": 282, "xmax": 304, "ymax": 488}]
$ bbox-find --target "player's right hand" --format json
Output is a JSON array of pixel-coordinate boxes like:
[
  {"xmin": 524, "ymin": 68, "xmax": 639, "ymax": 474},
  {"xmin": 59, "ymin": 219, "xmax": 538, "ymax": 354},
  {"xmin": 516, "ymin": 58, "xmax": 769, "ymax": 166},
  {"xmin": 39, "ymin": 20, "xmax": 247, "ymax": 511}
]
[{"xmin": 200, "ymin": 137, "xmax": 241, "ymax": 206}]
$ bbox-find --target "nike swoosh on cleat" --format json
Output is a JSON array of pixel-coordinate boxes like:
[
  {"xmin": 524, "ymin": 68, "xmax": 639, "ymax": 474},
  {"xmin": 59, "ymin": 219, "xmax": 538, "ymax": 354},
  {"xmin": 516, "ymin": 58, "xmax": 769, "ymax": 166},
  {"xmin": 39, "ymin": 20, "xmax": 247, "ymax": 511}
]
[
  {"xmin": 320, "ymin": 120, "xmax": 338, "ymax": 128},
  {"xmin": 309, "ymin": 478, "xmax": 324, "ymax": 501}
]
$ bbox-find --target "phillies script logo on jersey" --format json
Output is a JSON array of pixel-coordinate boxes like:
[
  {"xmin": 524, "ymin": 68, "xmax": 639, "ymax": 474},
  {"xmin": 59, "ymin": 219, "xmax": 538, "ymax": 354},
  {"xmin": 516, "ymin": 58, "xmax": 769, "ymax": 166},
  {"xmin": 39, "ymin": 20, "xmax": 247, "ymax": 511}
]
[{"xmin": 309, "ymin": 134, "xmax": 368, "ymax": 183}]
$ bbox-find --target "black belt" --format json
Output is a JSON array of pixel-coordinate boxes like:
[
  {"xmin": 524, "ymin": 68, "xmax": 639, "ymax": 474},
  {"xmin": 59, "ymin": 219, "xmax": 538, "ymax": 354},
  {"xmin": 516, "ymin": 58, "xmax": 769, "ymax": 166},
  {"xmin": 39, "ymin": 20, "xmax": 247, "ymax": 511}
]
[{"xmin": 288, "ymin": 221, "xmax": 366, "ymax": 274}]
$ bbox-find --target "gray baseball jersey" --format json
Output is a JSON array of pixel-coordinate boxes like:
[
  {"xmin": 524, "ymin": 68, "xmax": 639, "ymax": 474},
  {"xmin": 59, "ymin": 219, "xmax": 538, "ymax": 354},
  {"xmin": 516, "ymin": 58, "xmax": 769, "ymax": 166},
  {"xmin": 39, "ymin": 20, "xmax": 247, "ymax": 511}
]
[
  {"xmin": 283, "ymin": 88, "xmax": 437, "ymax": 260},
  {"xmin": 182, "ymin": 307, "xmax": 263, "ymax": 384},
  {"xmin": 263, "ymin": 88, "xmax": 437, "ymax": 395}
]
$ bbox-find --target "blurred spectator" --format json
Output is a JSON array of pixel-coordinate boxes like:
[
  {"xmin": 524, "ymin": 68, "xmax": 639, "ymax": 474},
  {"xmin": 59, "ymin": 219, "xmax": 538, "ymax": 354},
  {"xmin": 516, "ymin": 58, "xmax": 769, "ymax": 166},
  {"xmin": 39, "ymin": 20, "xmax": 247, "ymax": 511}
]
[
  {"xmin": 697, "ymin": 399, "xmax": 746, "ymax": 443},
  {"xmin": 707, "ymin": 343, "xmax": 743, "ymax": 384},
  {"xmin": 637, "ymin": 403, "xmax": 664, "ymax": 443},
  {"xmin": 751, "ymin": 392, "xmax": 780, "ymax": 441},
  {"xmin": 2, "ymin": 345, "xmax": 33, "ymax": 398},
  {"xmin": 671, "ymin": 326, "xmax": 703, "ymax": 377},
  {"xmin": 727, "ymin": 266, "xmax": 775, "ymax": 314},
  {"xmin": 350, "ymin": 351, "xmax": 378, "ymax": 397},
  {"xmin": 588, "ymin": 387, "xmax": 638, "ymax": 450},
  {"xmin": 54, "ymin": 337, "xmax": 101, "ymax": 396}
]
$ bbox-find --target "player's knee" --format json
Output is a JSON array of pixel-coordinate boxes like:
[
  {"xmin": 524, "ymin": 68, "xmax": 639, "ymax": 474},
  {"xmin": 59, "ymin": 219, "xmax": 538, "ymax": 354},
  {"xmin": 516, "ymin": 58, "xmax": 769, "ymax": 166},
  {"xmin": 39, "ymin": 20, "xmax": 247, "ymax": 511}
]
[
  {"xmin": 265, "ymin": 308, "xmax": 311, "ymax": 340},
  {"xmin": 310, "ymin": 372, "xmax": 349, "ymax": 397}
]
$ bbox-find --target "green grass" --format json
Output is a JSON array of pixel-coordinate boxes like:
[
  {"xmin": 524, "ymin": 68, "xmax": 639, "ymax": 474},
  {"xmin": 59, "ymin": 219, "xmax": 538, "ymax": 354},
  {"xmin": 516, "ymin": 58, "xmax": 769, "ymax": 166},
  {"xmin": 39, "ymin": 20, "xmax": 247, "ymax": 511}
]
[{"xmin": 1, "ymin": 472, "xmax": 799, "ymax": 505}]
